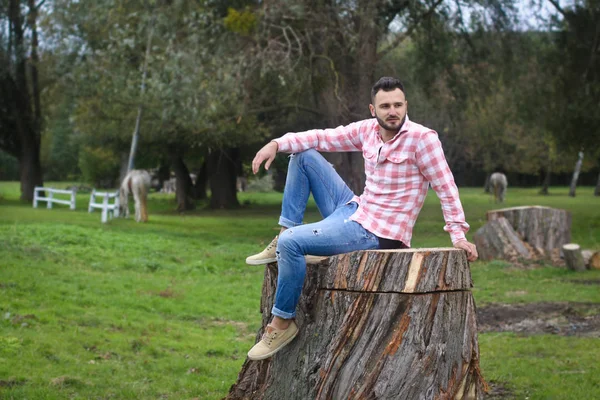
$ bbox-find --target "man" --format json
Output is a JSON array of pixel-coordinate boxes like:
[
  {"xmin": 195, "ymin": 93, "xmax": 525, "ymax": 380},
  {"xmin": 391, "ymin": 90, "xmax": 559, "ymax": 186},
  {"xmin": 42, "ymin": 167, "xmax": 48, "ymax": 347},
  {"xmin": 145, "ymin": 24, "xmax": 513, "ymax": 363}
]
[{"xmin": 245, "ymin": 77, "xmax": 478, "ymax": 361}]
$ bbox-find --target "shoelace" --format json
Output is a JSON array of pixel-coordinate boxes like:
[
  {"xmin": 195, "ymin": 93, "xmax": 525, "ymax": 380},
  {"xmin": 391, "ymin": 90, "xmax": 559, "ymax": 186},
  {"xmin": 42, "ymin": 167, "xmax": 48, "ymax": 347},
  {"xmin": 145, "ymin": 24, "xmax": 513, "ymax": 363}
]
[
  {"xmin": 266, "ymin": 237, "xmax": 278, "ymax": 251},
  {"xmin": 263, "ymin": 331, "xmax": 278, "ymax": 346}
]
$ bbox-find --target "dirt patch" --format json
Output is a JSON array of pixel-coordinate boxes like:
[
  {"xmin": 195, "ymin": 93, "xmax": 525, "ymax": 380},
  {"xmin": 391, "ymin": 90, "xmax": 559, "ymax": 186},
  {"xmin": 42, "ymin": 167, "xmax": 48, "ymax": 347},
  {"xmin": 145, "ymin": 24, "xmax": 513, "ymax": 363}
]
[
  {"xmin": 568, "ymin": 279, "xmax": 600, "ymax": 285},
  {"xmin": 477, "ymin": 302, "xmax": 600, "ymax": 337},
  {"xmin": 485, "ymin": 381, "xmax": 516, "ymax": 399}
]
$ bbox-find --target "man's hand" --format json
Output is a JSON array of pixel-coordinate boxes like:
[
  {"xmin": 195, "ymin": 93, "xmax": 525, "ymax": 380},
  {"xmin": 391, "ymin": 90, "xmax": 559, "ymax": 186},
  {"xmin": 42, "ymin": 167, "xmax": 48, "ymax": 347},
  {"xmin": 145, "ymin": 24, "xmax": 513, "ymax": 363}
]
[
  {"xmin": 454, "ymin": 240, "xmax": 478, "ymax": 262},
  {"xmin": 252, "ymin": 141, "xmax": 279, "ymax": 174}
]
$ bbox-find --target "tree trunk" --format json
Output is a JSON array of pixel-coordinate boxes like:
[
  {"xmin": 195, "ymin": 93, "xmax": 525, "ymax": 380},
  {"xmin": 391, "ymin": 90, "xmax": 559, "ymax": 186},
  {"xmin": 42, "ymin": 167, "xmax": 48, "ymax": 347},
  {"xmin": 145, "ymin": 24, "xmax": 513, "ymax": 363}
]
[
  {"xmin": 193, "ymin": 160, "xmax": 207, "ymax": 200},
  {"xmin": 208, "ymin": 147, "xmax": 240, "ymax": 209},
  {"xmin": 170, "ymin": 152, "xmax": 195, "ymax": 211},
  {"xmin": 18, "ymin": 139, "xmax": 43, "ymax": 202},
  {"xmin": 227, "ymin": 248, "xmax": 487, "ymax": 399},
  {"xmin": 483, "ymin": 174, "xmax": 490, "ymax": 193},
  {"xmin": 562, "ymin": 243, "xmax": 586, "ymax": 272},
  {"xmin": 7, "ymin": 0, "xmax": 43, "ymax": 202},
  {"xmin": 595, "ymin": 167, "xmax": 600, "ymax": 197},
  {"xmin": 539, "ymin": 163, "xmax": 551, "ymax": 195},
  {"xmin": 569, "ymin": 151, "xmax": 584, "ymax": 197}
]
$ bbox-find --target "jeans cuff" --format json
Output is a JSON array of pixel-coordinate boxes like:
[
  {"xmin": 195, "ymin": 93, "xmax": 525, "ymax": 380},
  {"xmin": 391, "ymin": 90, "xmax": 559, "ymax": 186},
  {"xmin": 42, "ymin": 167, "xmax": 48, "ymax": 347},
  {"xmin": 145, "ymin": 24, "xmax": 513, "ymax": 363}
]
[
  {"xmin": 271, "ymin": 306, "xmax": 296, "ymax": 319},
  {"xmin": 278, "ymin": 216, "xmax": 302, "ymax": 229}
]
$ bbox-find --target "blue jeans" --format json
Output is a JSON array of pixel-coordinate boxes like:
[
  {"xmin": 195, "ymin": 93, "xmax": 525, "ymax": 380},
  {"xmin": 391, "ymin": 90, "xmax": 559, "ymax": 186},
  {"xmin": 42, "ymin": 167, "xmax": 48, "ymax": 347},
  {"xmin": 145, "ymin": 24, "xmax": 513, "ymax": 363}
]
[{"xmin": 272, "ymin": 149, "xmax": 380, "ymax": 319}]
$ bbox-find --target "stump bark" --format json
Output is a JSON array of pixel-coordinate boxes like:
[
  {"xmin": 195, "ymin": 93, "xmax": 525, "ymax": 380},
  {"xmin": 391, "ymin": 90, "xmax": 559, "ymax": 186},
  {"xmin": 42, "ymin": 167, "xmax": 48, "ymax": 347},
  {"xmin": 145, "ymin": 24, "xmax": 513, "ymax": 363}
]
[
  {"xmin": 474, "ymin": 206, "xmax": 571, "ymax": 264},
  {"xmin": 562, "ymin": 244, "xmax": 586, "ymax": 272},
  {"xmin": 227, "ymin": 249, "xmax": 487, "ymax": 400}
]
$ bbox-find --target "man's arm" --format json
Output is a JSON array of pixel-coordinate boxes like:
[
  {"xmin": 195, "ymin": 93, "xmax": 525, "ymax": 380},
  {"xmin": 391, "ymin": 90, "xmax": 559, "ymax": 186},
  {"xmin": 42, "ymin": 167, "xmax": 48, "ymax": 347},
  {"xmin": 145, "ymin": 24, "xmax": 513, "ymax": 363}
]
[
  {"xmin": 415, "ymin": 131, "xmax": 478, "ymax": 262},
  {"xmin": 252, "ymin": 120, "xmax": 370, "ymax": 174}
]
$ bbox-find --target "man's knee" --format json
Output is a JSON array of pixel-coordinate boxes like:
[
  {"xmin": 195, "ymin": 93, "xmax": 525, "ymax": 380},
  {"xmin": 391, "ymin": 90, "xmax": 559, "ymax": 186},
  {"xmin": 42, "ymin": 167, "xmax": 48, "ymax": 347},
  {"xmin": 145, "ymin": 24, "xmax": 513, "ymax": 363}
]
[
  {"xmin": 290, "ymin": 149, "xmax": 323, "ymax": 165},
  {"xmin": 277, "ymin": 230, "xmax": 300, "ymax": 255}
]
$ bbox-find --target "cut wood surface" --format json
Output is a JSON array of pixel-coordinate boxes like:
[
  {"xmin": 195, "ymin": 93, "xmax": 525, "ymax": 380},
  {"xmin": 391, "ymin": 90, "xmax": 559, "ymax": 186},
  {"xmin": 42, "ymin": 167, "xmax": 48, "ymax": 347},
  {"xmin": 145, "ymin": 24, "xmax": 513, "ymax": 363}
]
[
  {"xmin": 582, "ymin": 250, "xmax": 600, "ymax": 270},
  {"xmin": 486, "ymin": 206, "xmax": 571, "ymax": 254},
  {"xmin": 562, "ymin": 243, "xmax": 586, "ymax": 272},
  {"xmin": 227, "ymin": 249, "xmax": 487, "ymax": 400}
]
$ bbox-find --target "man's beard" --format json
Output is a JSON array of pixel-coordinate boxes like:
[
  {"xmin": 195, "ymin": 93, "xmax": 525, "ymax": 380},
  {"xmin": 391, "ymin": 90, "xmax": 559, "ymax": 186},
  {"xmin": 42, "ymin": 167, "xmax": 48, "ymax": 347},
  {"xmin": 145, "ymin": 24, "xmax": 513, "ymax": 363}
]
[{"xmin": 376, "ymin": 114, "xmax": 406, "ymax": 134}]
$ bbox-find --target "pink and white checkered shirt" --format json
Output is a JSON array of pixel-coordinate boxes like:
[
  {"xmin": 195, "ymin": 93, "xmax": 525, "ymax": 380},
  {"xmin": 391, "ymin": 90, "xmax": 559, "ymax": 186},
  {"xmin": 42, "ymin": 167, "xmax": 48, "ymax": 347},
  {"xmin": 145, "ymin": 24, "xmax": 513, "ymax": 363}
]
[{"xmin": 273, "ymin": 116, "xmax": 469, "ymax": 246}]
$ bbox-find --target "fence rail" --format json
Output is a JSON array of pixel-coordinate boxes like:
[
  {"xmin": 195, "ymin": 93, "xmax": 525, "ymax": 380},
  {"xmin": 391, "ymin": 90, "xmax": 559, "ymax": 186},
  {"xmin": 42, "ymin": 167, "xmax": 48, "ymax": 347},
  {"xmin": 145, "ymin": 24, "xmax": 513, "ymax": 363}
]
[{"xmin": 32, "ymin": 187, "xmax": 76, "ymax": 210}]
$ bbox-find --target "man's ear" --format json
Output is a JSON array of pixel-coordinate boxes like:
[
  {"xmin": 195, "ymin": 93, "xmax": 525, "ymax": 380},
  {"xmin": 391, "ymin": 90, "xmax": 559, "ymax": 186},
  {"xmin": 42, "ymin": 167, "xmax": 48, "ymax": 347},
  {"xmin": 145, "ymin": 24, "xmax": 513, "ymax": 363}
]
[{"xmin": 369, "ymin": 104, "xmax": 375, "ymax": 117}]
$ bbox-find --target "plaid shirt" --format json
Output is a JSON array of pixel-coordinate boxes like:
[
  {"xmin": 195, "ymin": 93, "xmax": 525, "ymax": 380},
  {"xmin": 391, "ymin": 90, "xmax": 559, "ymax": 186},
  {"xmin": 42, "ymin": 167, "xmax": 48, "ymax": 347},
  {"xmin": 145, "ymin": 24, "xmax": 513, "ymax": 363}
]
[{"xmin": 273, "ymin": 116, "xmax": 469, "ymax": 246}]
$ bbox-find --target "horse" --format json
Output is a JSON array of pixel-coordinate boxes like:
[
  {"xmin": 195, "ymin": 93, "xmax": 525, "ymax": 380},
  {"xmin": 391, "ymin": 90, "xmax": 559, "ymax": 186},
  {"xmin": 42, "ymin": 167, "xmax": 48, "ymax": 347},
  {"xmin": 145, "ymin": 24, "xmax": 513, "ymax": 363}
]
[
  {"xmin": 119, "ymin": 169, "xmax": 151, "ymax": 222},
  {"xmin": 489, "ymin": 172, "xmax": 508, "ymax": 203}
]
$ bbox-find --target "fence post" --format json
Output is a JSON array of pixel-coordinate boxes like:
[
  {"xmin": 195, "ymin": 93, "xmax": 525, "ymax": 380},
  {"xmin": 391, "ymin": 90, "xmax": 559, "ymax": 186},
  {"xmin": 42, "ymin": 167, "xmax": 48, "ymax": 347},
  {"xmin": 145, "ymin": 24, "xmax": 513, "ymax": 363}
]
[
  {"xmin": 33, "ymin": 187, "xmax": 39, "ymax": 208},
  {"xmin": 88, "ymin": 190, "xmax": 96, "ymax": 213},
  {"xmin": 114, "ymin": 192, "xmax": 120, "ymax": 217},
  {"xmin": 101, "ymin": 193, "xmax": 109, "ymax": 223},
  {"xmin": 47, "ymin": 189, "xmax": 54, "ymax": 209},
  {"xmin": 70, "ymin": 188, "xmax": 76, "ymax": 210}
]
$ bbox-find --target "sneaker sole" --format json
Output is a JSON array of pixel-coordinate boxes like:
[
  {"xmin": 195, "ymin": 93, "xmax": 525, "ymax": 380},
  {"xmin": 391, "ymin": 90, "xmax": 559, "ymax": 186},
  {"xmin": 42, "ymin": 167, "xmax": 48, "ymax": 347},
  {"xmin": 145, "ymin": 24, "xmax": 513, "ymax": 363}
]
[
  {"xmin": 245, "ymin": 257, "xmax": 277, "ymax": 265},
  {"xmin": 247, "ymin": 328, "xmax": 299, "ymax": 361}
]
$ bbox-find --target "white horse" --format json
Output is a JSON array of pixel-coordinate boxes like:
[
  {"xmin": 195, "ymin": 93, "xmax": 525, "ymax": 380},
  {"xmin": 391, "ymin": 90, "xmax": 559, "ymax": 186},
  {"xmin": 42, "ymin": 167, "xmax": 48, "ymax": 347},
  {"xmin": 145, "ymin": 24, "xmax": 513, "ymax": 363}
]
[
  {"xmin": 119, "ymin": 170, "xmax": 151, "ymax": 222},
  {"xmin": 489, "ymin": 172, "xmax": 508, "ymax": 203}
]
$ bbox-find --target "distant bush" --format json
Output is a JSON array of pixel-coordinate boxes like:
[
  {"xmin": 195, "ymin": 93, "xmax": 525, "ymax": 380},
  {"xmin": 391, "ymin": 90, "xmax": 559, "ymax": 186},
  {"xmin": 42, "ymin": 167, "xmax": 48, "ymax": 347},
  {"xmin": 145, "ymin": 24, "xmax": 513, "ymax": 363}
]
[
  {"xmin": 0, "ymin": 150, "xmax": 19, "ymax": 180},
  {"xmin": 78, "ymin": 146, "xmax": 120, "ymax": 188},
  {"xmin": 246, "ymin": 173, "xmax": 274, "ymax": 192}
]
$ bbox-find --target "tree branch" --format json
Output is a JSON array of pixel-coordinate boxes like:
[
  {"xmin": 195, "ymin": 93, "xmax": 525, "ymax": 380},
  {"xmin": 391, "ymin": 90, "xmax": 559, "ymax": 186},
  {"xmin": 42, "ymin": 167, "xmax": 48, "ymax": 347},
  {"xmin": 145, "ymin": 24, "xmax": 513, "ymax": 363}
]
[
  {"xmin": 377, "ymin": 0, "xmax": 444, "ymax": 60},
  {"xmin": 546, "ymin": 0, "xmax": 567, "ymax": 18}
]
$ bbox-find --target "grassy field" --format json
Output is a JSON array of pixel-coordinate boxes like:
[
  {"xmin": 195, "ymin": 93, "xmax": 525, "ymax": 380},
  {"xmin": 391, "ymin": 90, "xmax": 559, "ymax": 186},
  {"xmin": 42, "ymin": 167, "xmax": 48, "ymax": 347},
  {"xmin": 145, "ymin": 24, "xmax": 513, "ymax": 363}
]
[{"xmin": 1, "ymin": 181, "xmax": 599, "ymax": 399}]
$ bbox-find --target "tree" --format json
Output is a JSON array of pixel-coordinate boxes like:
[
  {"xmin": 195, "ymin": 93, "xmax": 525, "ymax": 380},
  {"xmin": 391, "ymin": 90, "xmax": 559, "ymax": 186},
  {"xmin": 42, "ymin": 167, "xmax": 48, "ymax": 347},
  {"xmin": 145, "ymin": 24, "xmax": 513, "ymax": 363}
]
[
  {"xmin": 0, "ymin": 0, "xmax": 45, "ymax": 201},
  {"xmin": 545, "ymin": 0, "xmax": 600, "ymax": 195}
]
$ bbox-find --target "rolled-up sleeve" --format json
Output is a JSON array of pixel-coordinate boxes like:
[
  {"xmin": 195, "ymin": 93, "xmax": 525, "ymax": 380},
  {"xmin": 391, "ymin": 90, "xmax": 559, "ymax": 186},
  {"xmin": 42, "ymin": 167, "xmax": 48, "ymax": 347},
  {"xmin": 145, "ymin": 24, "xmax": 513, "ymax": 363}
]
[{"xmin": 415, "ymin": 131, "xmax": 469, "ymax": 243}]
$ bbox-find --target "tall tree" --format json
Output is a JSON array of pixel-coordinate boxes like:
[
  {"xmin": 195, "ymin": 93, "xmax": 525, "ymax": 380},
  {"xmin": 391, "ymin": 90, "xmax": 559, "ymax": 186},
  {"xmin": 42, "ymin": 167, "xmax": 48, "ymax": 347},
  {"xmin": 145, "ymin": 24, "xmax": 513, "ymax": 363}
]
[
  {"xmin": 0, "ymin": 0, "xmax": 44, "ymax": 201},
  {"xmin": 546, "ymin": 0, "xmax": 600, "ymax": 195}
]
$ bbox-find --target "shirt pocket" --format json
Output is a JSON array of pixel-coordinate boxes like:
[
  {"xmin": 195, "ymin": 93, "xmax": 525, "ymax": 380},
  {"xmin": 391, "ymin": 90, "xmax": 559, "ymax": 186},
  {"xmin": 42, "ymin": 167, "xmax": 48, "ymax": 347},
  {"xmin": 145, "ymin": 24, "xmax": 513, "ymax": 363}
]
[{"xmin": 386, "ymin": 153, "xmax": 414, "ymax": 178}]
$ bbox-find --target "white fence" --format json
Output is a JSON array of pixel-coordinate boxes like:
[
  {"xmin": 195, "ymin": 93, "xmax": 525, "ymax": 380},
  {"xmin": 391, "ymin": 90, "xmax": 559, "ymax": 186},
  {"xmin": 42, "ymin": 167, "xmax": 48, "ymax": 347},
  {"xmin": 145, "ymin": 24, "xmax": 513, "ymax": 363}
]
[
  {"xmin": 33, "ymin": 187, "xmax": 76, "ymax": 210},
  {"xmin": 88, "ymin": 189, "xmax": 120, "ymax": 223}
]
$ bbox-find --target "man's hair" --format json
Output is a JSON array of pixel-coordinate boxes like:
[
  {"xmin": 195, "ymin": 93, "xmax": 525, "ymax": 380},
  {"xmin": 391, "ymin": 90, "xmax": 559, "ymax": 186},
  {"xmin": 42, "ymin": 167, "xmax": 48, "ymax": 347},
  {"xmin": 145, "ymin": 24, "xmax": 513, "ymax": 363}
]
[{"xmin": 371, "ymin": 77, "xmax": 405, "ymax": 104}]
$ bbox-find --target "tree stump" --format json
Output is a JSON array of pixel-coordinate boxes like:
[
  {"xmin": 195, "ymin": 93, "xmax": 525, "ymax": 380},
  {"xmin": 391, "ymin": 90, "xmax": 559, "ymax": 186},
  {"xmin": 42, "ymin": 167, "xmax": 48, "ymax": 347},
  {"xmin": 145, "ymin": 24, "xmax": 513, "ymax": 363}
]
[
  {"xmin": 474, "ymin": 206, "xmax": 571, "ymax": 264},
  {"xmin": 562, "ymin": 244, "xmax": 586, "ymax": 272},
  {"xmin": 582, "ymin": 250, "xmax": 600, "ymax": 270},
  {"xmin": 486, "ymin": 206, "xmax": 571, "ymax": 255},
  {"xmin": 227, "ymin": 249, "xmax": 487, "ymax": 400}
]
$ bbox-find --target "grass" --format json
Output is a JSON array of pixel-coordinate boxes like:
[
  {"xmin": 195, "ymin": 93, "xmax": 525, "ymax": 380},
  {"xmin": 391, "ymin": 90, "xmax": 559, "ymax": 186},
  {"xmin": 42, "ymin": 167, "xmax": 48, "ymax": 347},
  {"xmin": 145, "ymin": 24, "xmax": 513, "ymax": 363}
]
[{"xmin": 1, "ymin": 181, "xmax": 600, "ymax": 399}]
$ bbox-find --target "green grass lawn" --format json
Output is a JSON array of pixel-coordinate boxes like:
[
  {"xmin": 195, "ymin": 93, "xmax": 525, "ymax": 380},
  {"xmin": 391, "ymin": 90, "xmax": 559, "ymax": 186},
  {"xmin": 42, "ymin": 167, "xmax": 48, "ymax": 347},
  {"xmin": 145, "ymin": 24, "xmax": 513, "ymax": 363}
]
[{"xmin": 1, "ymin": 182, "xmax": 599, "ymax": 399}]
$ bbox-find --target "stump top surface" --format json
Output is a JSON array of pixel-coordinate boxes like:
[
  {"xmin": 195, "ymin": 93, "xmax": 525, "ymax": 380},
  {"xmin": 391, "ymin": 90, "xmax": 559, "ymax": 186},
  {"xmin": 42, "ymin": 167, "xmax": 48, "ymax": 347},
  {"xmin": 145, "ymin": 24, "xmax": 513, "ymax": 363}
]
[
  {"xmin": 322, "ymin": 247, "xmax": 473, "ymax": 293},
  {"xmin": 371, "ymin": 247, "xmax": 460, "ymax": 254},
  {"xmin": 488, "ymin": 205, "xmax": 562, "ymax": 212}
]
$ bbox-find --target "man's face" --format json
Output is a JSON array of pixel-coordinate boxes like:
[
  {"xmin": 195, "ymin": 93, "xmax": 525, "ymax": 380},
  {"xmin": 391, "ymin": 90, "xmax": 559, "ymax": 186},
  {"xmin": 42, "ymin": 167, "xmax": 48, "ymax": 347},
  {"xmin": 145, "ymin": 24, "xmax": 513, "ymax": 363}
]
[{"xmin": 369, "ymin": 88, "xmax": 407, "ymax": 134}]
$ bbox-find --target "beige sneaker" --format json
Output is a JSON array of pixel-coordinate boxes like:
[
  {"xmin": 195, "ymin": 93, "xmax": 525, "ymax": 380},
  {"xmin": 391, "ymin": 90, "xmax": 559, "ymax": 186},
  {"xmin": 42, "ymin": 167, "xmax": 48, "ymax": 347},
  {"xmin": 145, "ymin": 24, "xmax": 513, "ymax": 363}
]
[
  {"xmin": 247, "ymin": 321, "xmax": 299, "ymax": 361},
  {"xmin": 246, "ymin": 236, "xmax": 278, "ymax": 265}
]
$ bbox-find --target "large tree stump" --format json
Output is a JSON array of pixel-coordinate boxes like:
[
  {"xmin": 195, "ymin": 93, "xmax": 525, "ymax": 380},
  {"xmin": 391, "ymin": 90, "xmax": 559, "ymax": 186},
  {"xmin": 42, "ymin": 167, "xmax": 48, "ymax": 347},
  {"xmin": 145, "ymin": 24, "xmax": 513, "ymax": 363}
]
[
  {"xmin": 227, "ymin": 249, "xmax": 487, "ymax": 400},
  {"xmin": 486, "ymin": 206, "xmax": 571, "ymax": 254},
  {"xmin": 474, "ymin": 206, "xmax": 571, "ymax": 264}
]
